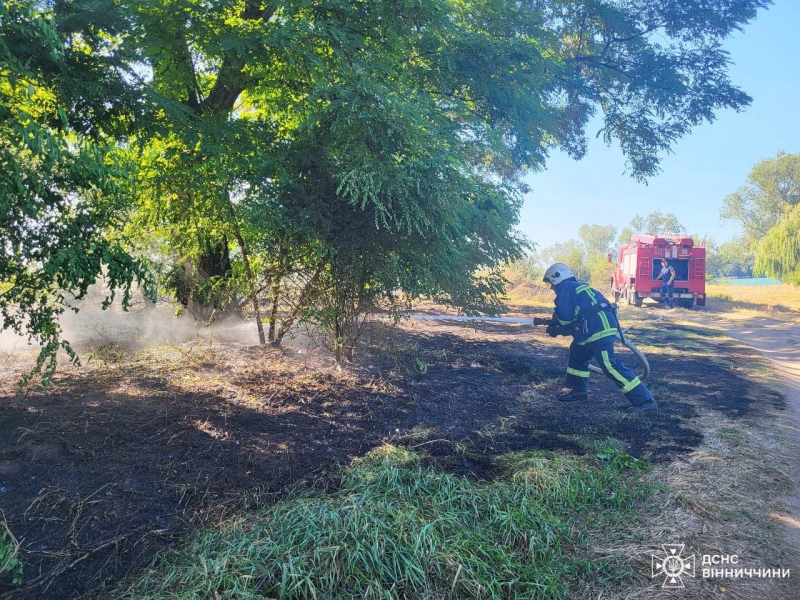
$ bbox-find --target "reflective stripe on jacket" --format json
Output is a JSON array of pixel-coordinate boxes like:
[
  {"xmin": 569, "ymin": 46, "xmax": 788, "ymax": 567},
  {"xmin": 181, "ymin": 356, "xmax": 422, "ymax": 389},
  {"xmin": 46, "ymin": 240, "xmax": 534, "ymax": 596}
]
[{"xmin": 552, "ymin": 279, "xmax": 618, "ymax": 345}]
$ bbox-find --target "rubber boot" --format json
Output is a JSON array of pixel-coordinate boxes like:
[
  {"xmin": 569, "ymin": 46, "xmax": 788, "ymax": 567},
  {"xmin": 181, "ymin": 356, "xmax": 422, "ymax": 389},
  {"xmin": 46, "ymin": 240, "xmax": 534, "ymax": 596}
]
[
  {"xmin": 558, "ymin": 389, "xmax": 589, "ymax": 402},
  {"xmin": 626, "ymin": 398, "xmax": 658, "ymax": 413}
]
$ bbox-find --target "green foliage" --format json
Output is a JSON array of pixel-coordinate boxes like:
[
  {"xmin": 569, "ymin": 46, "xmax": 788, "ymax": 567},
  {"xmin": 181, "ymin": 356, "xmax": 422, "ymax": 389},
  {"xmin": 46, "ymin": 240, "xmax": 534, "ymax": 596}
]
[
  {"xmin": 587, "ymin": 253, "xmax": 615, "ymax": 292},
  {"xmin": 305, "ymin": 256, "xmax": 397, "ymax": 364},
  {"xmin": 617, "ymin": 212, "xmax": 687, "ymax": 246},
  {"xmin": 580, "ymin": 225, "xmax": 617, "ymax": 289},
  {"xmin": 0, "ymin": 0, "xmax": 152, "ymax": 385},
  {"xmin": 163, "ymin": 265, "xmax": 234, "ymax": 318},
  {"xmin": 719, "ymin": 153, "xmax": 800, "ymax": 284},
  {"xmin": 530, "ymin": 224, "xmax": 617, "ymax": 288},
  {"xmin": 503, "ymin": 253, "xmax": 545, "ymax": 286},
  {"xmin": 721, "ymin": 153, "xmax": 800, "ymax": 284},
  {"xmin": 754, "ymin": 204, "xmax": 800, "ymax": 285},
  {"xmin": 705, "ymin": 236, "xmax": 754, "ymax": 278},
  {"xmin": 0, "ymin": 520, "xmax": 23, "ymax": 587},
  {"xmin": 2, "ymin": 0, "xmax": 771, "ymax": 368},
  {"xmin": 540, "ymin": 240, "xmax": 591, "ymax": 281},
  {"xmin": 721, "ymin": 152, "xmax": 800, "ymax": 241},
  {"xmin": 594, "ymin": 445, "xmax": 650, "ymax": 473},
  {"xmin": 119, "ymin": 0, "xmax": 768, "ymax": 332},
  {"xmin": 119, "ymin": 444, "xmax": 649, "ymax": 599},
  {"xmin": 579, "ymin": 224, "xmax": 617, "ymax": 259}
]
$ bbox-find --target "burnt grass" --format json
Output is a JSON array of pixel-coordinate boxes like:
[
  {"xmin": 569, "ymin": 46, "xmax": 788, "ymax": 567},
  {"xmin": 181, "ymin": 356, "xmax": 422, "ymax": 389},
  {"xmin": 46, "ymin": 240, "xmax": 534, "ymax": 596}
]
[{"xmin": 0, "ymin": 306, "xmax": 786, "ymax": 599}]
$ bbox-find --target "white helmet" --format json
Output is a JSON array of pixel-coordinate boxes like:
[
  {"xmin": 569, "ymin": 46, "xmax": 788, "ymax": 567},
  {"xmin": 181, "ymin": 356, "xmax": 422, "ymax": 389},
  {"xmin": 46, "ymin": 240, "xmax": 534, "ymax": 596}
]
[{"xmin": 543, "ymin": 263, "xmax": 574, "ymax": 286}]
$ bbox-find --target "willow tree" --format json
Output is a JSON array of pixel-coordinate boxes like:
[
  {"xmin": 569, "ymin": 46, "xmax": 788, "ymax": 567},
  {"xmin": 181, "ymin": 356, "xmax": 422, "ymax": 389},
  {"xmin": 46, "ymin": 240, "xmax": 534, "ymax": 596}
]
[
  {"xmin": 722, "ymin": 152, "xmax": 800, "ymax": 241},
  {"xmin": 721, "ymin": 152, "xmax": 800, "ymax": 283},
  {"xmin": 754, "ymin": 204, "xmax": 800, "ymax": 285}
]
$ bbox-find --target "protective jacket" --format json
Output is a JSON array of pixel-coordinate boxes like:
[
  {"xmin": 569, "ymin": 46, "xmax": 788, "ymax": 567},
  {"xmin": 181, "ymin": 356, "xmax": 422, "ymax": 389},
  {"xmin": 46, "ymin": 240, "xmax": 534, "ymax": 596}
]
[{"xmin": 552, "ymin": 279, "xmax": 619, "ymax": 346}]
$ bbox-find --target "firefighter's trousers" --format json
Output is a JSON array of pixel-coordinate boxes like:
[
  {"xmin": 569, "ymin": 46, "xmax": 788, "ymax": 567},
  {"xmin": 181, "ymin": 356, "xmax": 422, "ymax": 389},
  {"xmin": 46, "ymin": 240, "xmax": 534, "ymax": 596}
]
[{"xmin": 564, "ymin": 340, "xmax": 654, "ymax": 406}]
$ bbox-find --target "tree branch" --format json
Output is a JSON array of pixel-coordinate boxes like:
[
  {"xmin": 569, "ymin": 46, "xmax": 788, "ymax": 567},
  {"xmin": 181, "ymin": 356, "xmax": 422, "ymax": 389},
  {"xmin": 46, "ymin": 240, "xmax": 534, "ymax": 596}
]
[{"xmin": 202, "ymin": 2, "xmax": 279, "ymax": 114}]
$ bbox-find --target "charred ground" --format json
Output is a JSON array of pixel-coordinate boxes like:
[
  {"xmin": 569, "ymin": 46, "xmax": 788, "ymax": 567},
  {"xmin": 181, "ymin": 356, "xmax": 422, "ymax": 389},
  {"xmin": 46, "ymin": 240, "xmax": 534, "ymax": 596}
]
[{"xmin": 0, "ymin": 306, "xmax": 785, "ymax": 599}]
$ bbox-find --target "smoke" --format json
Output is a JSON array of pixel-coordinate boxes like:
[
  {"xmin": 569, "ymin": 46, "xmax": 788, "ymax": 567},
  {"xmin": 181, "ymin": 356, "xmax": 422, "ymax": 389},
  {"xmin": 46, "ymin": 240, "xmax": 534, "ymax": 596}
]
[{"xmin": 0, "ymin": 285, "xmax": 262, "ymax": 354}]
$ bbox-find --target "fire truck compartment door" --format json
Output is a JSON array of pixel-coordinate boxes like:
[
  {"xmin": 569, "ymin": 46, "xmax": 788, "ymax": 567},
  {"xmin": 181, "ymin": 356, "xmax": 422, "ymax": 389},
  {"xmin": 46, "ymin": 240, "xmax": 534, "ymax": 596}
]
[{"xmin": 653, "ymin": 258, "xmax": 690, "ymax": 282}]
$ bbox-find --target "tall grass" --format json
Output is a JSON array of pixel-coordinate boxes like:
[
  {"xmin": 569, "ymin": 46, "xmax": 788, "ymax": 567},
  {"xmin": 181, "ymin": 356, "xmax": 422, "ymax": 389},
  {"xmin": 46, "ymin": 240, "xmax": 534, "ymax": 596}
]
[
  {"xmin": 504, "ymin": 281, "xmax": 553, "ymax": 306},
  {"xmin": 119, "ymin": 444, "xmax": 649, "ymax": 600},
  {"xmin": 706, "ymin": 282, "xmax": 800, "ymax": 315}
]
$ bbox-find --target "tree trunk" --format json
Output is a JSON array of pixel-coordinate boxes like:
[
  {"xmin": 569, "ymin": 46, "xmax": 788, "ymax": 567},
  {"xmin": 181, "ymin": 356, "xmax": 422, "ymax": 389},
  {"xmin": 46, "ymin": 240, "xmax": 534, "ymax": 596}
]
[
  {"xmin": 268, "ymin": 277, "xmax": 281, "ymax": 343},
  {"xmin": 334, "ymin": 319, "xmax": 343, "ymax": 365},
  {"xmin": 225, "ymin": 199, "xmax": 266, "ymax": 344},
  {"xmin": 272, "ymin": 262, "xmax": 325, "ymax": 347}
]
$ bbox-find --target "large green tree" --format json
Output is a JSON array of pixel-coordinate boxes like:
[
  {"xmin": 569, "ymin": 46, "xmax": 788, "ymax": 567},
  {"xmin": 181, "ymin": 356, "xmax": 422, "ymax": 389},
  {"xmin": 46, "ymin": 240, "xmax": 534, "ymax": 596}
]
[
  {"xmin": 3, "ymin": 0, "xmax": 774, "ymax": 367},
  {"xmin": 618, "ymin": 211, "xmax": 687, "ymax": 245},
  {"xmin": 721, "ymin": 152, "xmax": 800, "ymax": 241},
  {"xmin": 721, "ymin": 152, "xmax": 800, "ymax": 284},
  {"xmin": 121, "ymin": 0, "xmax": 765, "ymax": 318},
  {"xmin": 532, "ymin": 224, "xmax": 616, "ymax": 288},
  {"xmin": 705, "ymin": 236, "xmax": 754, "ymax": 278},
  {"xmin": 754, "ymin": 204, "xmax": 800, "ymax": 284},
  {"xmin": 578, "ymin": 224, "xmax": 617, "ymax": 258},
  {"xmin": 538, "ymin": 240, "xmax": 590, "ymax": 281}
]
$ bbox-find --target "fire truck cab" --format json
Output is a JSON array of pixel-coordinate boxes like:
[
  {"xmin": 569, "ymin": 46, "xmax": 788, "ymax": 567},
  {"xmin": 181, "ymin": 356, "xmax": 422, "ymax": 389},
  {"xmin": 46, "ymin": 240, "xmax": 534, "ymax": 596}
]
[{"xmin": 611, "ymin": 234, "xmax": 706, "ymax": 308}]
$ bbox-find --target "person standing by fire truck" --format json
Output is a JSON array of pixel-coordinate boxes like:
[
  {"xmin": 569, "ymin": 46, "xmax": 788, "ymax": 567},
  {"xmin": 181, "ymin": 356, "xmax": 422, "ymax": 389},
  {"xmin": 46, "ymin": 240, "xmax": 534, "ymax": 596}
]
[
  {"xmin": 658, "ymin": 258, "xmax": 676, "ymax": 308},
  {"xmin": 543, "ymin": 263, "xmax": 658, "ymax": 413}
]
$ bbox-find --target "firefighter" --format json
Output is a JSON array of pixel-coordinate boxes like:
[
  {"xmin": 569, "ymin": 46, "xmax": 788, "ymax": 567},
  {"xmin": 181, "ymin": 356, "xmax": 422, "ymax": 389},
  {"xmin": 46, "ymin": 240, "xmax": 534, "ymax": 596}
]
[
  {"xmin": 658, "ymin": 258, "xmax": 676, "ymax": 308},
  {"xmin": 543, "ymin": 263, "xmax": 658, "ymax": 413}
]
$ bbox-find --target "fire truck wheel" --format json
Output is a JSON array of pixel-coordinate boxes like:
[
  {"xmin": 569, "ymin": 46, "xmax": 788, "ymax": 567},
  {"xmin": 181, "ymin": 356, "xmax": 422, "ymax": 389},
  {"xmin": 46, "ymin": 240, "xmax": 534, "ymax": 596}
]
[
  {"xmin": 678, "ymin": 298, "xmax": 695, "ymax": 309},
  {"xmin": 627, "ymin": 289, "xmax": 643, "ymax": 307}
]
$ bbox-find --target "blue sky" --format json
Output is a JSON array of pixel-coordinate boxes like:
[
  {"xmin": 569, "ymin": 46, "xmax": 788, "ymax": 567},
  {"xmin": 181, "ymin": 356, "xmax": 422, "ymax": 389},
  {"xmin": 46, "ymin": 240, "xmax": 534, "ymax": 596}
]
[{"xmin": 518, "ymin": 0, "xmax": 800, "ymax": 252}]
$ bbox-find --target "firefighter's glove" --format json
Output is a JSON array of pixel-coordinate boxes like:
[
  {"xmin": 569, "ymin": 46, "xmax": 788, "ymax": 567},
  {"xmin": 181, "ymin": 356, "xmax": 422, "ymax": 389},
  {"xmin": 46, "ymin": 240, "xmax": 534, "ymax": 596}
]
[{"xmin": 547, "ymin": 323, "xmax": 573, "ymax": 337}]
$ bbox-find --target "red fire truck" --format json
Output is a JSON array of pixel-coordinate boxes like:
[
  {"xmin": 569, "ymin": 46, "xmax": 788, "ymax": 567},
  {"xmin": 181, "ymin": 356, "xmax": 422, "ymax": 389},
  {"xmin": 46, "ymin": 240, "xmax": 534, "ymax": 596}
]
[{"xmin": 611, "ymin": 234, "xmax": 706, "ymax": 308}]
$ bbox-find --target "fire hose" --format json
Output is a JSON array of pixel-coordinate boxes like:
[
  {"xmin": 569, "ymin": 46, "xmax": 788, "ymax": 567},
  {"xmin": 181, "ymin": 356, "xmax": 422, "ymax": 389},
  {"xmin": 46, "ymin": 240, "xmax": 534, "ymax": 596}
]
[
  {"xmin": 531, "ymin": 316, "xmax": 650, "ymax": 380},
  {"xmin": 413, "ymin": 314, "xmax": 650, "ymax": 381}
]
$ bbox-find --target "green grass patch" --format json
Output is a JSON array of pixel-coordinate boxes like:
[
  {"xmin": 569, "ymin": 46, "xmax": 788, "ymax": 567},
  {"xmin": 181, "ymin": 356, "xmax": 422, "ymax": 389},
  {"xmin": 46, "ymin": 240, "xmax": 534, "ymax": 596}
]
[
  {"xmin": 0, "ymin": 518, "xmax": 23, "ymax": 588},
  {"xmin": 716, "ymin": 426, "xmax": 745, "ymax": 447},
  {"xmin": 118, "ymin": 443, "xmax": 650, "ymax": 600}
]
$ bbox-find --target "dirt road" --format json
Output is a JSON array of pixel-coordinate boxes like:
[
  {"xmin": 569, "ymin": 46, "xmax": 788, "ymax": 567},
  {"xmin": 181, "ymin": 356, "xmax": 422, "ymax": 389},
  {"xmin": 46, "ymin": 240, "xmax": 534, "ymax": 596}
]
[{"xmin": 675, "ymin": 310, "xmax": 800, "ymax": 554}]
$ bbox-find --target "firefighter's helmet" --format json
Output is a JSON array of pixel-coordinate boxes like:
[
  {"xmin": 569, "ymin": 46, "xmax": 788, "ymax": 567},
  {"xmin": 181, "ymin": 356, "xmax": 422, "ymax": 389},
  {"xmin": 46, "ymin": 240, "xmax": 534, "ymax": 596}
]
[{"xmin": 543, "ymin": 263, "xmax": 574, "ymax": 286}]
